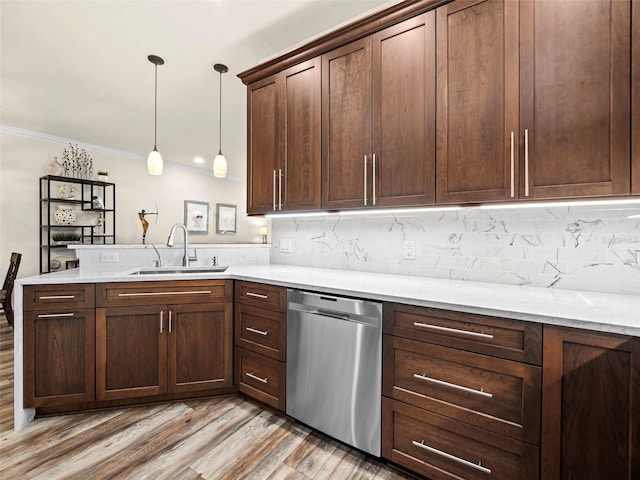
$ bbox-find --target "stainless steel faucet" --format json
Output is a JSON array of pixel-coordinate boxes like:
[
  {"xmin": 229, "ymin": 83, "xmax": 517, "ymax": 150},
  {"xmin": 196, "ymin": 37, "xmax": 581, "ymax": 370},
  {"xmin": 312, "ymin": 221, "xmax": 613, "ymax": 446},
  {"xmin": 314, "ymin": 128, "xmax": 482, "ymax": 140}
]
[
  {"xmin": 166, "ymin": 223, "xmax": 198, "ymax": 266},
  {"xmin": 146, "ymin": 243, "xmax": 162, "ymax": 267}
]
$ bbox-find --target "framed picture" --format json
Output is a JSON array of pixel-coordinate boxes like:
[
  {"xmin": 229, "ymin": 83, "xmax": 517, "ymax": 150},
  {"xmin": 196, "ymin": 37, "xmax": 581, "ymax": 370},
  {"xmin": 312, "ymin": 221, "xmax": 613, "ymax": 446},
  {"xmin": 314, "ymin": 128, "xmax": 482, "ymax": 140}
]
[
  {"xmin": 184, "ymin": 200, "xmax": 209, "ymax": 233},
  {"xmin": 216, "ymin": 203, "xmax": 236, "ymax": 234}
]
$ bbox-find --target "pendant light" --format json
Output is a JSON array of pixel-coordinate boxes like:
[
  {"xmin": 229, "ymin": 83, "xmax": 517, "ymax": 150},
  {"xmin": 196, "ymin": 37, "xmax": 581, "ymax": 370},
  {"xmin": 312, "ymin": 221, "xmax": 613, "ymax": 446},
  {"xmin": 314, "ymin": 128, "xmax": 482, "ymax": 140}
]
[
  {"xmin": 213, "ymin": 63, "xmax": 228, "ymax": 178},
  {"xmin": 147, "ymin": 55, "xmax": 165, "ymax": 175}
]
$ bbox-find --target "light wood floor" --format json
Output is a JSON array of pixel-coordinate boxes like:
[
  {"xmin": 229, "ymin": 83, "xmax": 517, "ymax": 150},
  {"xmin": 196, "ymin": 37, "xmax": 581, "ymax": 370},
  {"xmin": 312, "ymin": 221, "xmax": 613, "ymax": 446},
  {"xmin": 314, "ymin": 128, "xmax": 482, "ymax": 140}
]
[{"xmin": 0, "ymin": 316, "xmax": 415, "ymax": 480}]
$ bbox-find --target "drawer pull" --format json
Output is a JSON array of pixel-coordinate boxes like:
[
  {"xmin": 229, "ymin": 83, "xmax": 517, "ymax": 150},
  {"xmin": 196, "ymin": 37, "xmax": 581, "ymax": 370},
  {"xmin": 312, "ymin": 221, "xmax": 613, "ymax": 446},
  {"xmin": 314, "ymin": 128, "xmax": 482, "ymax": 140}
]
[
  {"xmin": 246, "ymin": 372, "xmax": 268, "ymax": 384},
  {"xmin": 412, "ymin": 440, "xmax": 492, "ymax": 474},
  {"xmin": 413, "ymin": 322, "xmax": 494, "ymax": 339},
  {"xmin": 37, "ymin": 312, "xmax": 74, "ymax": 318},
  {"xmin": 38, "ymin": 295, "xmax": 76, "ymax": 300},
  {"xmin": 413, "ymin": 373, "xmax": 493, "ymax": 398},
  {"xmin": 245, "ymin": 292, "xmax": 268, "ymax": 299},
  {"xmin": 117, "ymin": 290, "xmax": 212, "ymax": 297},
  {"xmin": 246, "ymin": 327, "xmax": 269, "ymax": 336}
]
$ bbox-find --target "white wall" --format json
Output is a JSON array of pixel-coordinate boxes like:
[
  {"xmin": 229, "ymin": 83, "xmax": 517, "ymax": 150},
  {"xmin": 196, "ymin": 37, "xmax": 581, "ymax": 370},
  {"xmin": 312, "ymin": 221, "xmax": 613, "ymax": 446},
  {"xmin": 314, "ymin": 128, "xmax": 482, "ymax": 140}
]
[{"xmin": 0, "ymin": 132, "xmax": 267, "ymax": 278}]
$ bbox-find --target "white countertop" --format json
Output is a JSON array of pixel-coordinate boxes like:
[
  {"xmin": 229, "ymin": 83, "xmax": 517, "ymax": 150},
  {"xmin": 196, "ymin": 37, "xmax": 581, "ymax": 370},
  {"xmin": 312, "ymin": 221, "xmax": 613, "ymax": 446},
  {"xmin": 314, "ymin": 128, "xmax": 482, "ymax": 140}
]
[{"xmin": 17, "ymin": 263, "xmax": 640, "ymax": 337}]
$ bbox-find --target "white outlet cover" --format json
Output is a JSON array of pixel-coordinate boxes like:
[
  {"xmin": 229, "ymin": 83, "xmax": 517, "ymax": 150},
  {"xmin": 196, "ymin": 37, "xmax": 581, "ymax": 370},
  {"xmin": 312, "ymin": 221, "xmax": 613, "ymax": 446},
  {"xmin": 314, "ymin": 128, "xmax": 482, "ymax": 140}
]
[
  {"xmin": 279, "ymin": 239, "xmax": 292, "ymax": 253},
  {"xmin": 100, "ymin": 252, "xmax": 118, "ymax": 263},
  {"xmin": 403, "ymin": 240, "xmax": 416, "ymax": 260}
]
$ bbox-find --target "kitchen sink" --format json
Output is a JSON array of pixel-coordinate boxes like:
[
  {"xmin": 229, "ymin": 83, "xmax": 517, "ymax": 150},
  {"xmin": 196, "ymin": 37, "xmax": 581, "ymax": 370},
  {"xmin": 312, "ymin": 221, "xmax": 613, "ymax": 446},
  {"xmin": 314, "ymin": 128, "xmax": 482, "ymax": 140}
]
[{"xmin": 129, "ymin": 265, "xmax": 228, "ymax": 275}]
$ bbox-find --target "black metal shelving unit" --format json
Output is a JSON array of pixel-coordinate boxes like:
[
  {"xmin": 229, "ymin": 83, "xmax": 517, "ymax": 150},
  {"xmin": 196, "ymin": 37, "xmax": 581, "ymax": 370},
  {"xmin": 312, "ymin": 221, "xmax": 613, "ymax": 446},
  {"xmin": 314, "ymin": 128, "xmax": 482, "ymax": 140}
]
[{"xmin": 39, "ymin": 175, "xmax": 116, "ymax": 273}]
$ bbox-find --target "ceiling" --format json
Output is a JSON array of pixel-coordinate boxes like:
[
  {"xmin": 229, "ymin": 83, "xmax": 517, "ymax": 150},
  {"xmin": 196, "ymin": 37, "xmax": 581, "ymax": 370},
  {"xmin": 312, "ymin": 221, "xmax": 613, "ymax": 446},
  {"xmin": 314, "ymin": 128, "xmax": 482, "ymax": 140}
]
[{"xmin": 0, "ymin": 0, "xmax": 395, "ymax": 179}]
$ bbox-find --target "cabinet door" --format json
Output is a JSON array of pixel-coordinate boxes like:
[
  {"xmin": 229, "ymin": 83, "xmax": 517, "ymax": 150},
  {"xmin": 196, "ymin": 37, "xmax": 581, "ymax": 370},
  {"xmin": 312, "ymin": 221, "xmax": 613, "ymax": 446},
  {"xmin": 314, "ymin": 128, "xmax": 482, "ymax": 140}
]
[
  {"xmin": 247, "ymin": 75, "xmax": 280, "ymax": 214},
  {"xmin": 96, "ymin": 306, "xmax": 167, "ymax": 400},
  {"xmin": 322, "ymin": 37, "xmax": 372, "ymax": 210},
  {"xmin": 633, "ymin": 1, "xmax": 640, "ymax": 195},
  {"xmin": 168, "ymin": 303, "xmax": 233, "ymax": 394},
  {"xmin": 23, "ymin": 308, "xmax": 95, "ymax": 407},
  {"xmin": 520, "ymin": 0, "xmax": 631, "ymax": 199},
  {"xmin": 282, "ymin": 57, "xmax": 322, "ymax": 212},
  {"xmin": 542, "ymin": 326, "xmax": 639, "ymax": 479},
  {"xmin": 436, "ymin": 0, "xmax": 519, "ymax": 204},
  {"xmin": 372, "ymin": 13, "xmax": 436, "ymax": 207}
]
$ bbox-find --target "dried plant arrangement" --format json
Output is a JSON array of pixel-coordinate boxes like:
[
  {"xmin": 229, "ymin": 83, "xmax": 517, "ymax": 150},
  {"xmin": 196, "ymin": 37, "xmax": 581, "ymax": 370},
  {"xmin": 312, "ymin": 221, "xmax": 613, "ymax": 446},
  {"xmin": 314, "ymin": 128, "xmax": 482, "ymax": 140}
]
[{"xmin": 61, "ymin": 143, "xmax": 94, "ymax": 179}]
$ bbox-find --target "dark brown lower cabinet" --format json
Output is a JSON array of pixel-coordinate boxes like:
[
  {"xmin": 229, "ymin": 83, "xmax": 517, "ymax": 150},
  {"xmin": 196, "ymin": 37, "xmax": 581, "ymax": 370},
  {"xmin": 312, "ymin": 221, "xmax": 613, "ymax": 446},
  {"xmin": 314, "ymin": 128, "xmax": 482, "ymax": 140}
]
[
  {"xmin": 96, "ymin": 302, "xmax": 232, "ymax": 401},
  {"xmin": 23, "ymin": 308, "xmax": 95, "ymax": 407},
  {"xmin": 236, "ymin": 347, "xmax": 285, "ymax": 411},
  {"xmin": 383, "ymin": 398, "xmax": 539, "ymax": 480},
  {"xmin": 541, "ymin": 326, "xmax": 640, "ymax": 480}
]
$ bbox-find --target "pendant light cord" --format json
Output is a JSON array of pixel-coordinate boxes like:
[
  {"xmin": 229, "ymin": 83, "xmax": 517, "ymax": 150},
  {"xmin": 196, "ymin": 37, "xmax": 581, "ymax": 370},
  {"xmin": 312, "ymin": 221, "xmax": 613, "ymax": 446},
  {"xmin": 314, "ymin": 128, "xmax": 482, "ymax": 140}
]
[
  {"xmin": 218, "ymin": 69, "xmax": 222, "ymax": 155},
  {"xmin": 154, "ymin": 63, "xmax": 158, "ymax": 150}
]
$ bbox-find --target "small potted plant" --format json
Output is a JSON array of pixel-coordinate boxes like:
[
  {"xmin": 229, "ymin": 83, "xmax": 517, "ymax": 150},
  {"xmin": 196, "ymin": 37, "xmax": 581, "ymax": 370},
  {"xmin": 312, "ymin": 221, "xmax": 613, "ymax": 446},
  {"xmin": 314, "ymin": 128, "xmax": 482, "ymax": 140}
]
[{"xmin": 97, "ymin": 171, "xmax": 109, "ymax": 181}]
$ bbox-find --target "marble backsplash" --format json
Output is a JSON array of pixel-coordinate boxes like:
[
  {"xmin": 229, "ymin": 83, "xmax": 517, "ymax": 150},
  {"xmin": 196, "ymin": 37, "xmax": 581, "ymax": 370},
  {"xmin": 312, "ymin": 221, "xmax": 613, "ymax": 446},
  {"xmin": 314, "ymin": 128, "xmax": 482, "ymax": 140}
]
[{"xmin": 270, "ymin": 203, "xmax": 640, "ymax": 295}]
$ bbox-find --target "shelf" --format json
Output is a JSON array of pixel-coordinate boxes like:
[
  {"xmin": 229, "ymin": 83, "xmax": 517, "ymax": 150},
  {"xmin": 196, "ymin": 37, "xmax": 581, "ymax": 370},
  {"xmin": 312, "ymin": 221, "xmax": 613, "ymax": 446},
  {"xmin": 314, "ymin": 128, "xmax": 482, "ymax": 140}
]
[
  {"xmin": 40, "ymin": 175, "xmax": 116, "ymax": 273},
  {"xmin": 41, "ymin": 175, "xmax": 115, "ymax": 187}
]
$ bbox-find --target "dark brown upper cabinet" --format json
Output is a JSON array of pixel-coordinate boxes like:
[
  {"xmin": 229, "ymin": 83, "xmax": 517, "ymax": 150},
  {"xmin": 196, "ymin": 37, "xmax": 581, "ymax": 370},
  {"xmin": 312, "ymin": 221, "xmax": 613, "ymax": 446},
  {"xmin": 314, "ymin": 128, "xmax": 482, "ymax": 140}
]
[
  {"xmin": 322, "ymin": 12, "xmax": 436, "ymax": 210},
  {"xmin": 436, "ymin": 0, "xmax": 519, "ymax": 204},
  {"xmin": 521, "ymin": 0, "xmax": 631, "ymax": 199},
  {"xmin": 438, "ymin": 0, "xmax": 631, "ymax": 204},
  {"xmin": 633, "ymin": 0, "xmax": 639, "ymax": 195},
  {"xmin": 247, "ymin": 58, "xmax": 321, "ymax": 215}
]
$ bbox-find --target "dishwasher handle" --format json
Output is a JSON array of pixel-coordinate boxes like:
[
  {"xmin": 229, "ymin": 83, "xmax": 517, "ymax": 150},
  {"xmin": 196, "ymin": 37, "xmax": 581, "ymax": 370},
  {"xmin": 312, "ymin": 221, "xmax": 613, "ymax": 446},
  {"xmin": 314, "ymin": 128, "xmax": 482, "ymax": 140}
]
[{"xmin": 288, "ymin": 304, "xmax": 380, "ymax": 328}]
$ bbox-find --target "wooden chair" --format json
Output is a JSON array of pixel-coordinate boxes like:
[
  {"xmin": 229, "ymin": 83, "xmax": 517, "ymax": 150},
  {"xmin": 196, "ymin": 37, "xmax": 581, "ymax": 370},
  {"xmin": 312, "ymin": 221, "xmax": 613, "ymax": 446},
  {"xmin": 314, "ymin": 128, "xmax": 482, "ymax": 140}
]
[{"xmin": 0, "ymin": 252, "xmax": 22, "ymax": 327}]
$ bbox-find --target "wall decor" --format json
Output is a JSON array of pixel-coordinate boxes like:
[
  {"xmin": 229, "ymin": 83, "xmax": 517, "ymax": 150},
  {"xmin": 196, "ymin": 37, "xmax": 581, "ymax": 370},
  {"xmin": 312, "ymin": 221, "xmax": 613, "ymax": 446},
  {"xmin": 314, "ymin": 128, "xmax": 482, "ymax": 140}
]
[
  {"xmin": 216, "ymin": 203, "xmax": 236, "ymax": 234},
  {"xmin": 184, "ymin": 200, "xmax": 209, "ymax": 233}
]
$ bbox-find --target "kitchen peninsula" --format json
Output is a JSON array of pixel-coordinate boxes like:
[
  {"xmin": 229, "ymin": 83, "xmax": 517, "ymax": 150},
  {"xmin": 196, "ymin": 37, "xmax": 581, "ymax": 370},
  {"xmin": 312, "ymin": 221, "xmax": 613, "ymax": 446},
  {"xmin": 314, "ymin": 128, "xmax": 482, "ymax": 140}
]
[{"xmin": 13, "ymin": 261, "xmax": 639, "ymax": 478}]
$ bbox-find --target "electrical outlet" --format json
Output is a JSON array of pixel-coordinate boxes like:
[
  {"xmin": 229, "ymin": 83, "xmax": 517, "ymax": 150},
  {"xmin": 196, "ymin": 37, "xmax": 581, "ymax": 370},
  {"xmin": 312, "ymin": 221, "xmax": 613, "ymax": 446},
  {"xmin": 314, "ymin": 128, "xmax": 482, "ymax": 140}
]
[
  {"xmin": 279, "ymin": 239, "xmax": 292, "ymax": 254},
  {"xmin": 100, "ymin": 252, "xmax": 118, "ymax": 263},
  {"xmin": 402, "ymin": 240, "xmax": 416, "ymax": 260}
]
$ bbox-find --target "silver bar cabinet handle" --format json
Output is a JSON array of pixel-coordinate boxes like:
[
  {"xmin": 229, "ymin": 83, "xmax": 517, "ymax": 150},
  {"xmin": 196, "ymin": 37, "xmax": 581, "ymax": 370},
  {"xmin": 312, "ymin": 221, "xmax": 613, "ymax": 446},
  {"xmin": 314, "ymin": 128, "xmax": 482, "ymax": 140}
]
[
  {"xmin": 246, "ymin": 292, "xmax": 268, "ymax": 299},
  {"xmin": 160, "ymin": 310, "xmax": 164, "ymax": 334},
  {"xmin": 363, "ymin": 155, "xmax": 368, "ymax": 206},
  {"xmin": 246, "ymin": 372, "xmax": 268, "ymax": 384},
  {"xmin": 38, "ymin": 295, "xmax": 75, "ymax": 300},
  {"xmin": 278, "ymin": 168, "xmax": 283, "ymax": 210},
  {"xmin": 413, "ymin": 373, "xmax": 493, "ymax": 398},
  {"xmin": 246, "ymin": 327, "xmax": 269, "ymax": 336},
  {"xmin": 118, "ymin": 290, "xmax": 211, "ymax": 297},
  {"xmin": 168, "ymin": 310, "xmax": 172, "ymax": 333},
  {"xmin": 273, "ymin": 169, "xmax": 277, "ymax": 211},
  {"xmin": 524, "ymin": 128, "xmax": 529, "ymax": 197},
  {"xmin": 372, "ymin": 153, "xmax": 376, "ymax": 206},
  {"xmin": 412, "ymin": 441, "xmax": 491, "ymax": 474},
  {"xmin": 510, "ymin": 131, "xmax": 515, "ymax": 197},
  {"xmin": 37, "ymin": 312, "xmax": 74, "ymax": 318},
  {"xmin": 413, "ymin": 322, "xmax": 494, "ymax": 339}
]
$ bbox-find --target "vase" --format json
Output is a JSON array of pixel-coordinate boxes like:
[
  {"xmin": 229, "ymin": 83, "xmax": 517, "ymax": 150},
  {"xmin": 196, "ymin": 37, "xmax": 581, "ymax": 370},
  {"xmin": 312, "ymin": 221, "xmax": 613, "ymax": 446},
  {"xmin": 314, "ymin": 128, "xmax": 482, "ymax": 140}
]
[
  {"xmin": 54, "ymin": 206, "xmax": 76, "ymax": 225},
  {"xmin": 46, "ymin": 157, "xmax": 63, "ymax": 176}
]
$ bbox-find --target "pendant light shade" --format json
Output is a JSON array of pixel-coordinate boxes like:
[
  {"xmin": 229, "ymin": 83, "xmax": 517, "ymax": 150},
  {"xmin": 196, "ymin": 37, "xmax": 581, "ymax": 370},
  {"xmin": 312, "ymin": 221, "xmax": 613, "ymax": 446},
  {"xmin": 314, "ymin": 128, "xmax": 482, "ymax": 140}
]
[
  {"xmin": 147, "ymin": 55, "xmax": 164, "ymax": 175},
  {"xmin": 213, "ymin": 63, "xmax": 228, "ymax": 178}
]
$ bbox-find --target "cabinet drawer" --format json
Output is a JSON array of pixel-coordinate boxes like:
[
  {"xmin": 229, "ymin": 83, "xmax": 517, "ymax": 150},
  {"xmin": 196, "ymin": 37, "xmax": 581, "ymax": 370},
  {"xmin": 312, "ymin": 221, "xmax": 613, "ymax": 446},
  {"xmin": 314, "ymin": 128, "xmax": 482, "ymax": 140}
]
[
  {"xmin": 383, "ymin": 335, "xmax": 540, "ymax": 445},
  {"xmin": 96, "ymin": 280, "xmax": 232, "ymax": 307},
  {"xmin": 235, "ymin": 281, "xmax": 287, "ymax": 312},
  {"xmin": 383, "ymin": 398, "xmax": 539, "ymax": 480},
  {"xmin": 384, "ymin": 303, "xmax": 542, "ymax": 365},
  {"xmin": 23, "ymin": 284, "xmax": 95, "ymax": 311},
  {"xmin": 236, "ymin": 348, "xmax": 285, "ymax": 411},
  {"xmin": 235, "ymin": 303, "xmax": 285, "ymax": 361}
]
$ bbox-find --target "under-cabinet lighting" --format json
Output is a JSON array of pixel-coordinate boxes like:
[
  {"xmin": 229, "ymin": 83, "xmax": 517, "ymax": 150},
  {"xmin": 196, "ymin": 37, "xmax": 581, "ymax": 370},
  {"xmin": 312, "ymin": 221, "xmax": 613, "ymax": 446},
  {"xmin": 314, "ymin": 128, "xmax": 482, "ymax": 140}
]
[
  {"xmin": 265, "ymin": 211, "xmax": 332, "ymax": 218},
  {"xmin": 479, "ymin": 199, "xmax": 640, "ymax": 210},
  {"xmin": 339, "ymin": 206, "xmax": 464, "ymax": 216}
]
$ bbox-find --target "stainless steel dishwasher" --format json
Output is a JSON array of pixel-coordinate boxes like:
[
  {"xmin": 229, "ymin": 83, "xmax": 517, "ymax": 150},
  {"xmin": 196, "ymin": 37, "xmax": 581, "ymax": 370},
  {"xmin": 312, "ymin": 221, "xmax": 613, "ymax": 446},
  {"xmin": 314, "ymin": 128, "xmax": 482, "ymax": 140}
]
[{"xmin": 286, "ymin": 289, "xmax": 382, "ymax": 456}]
